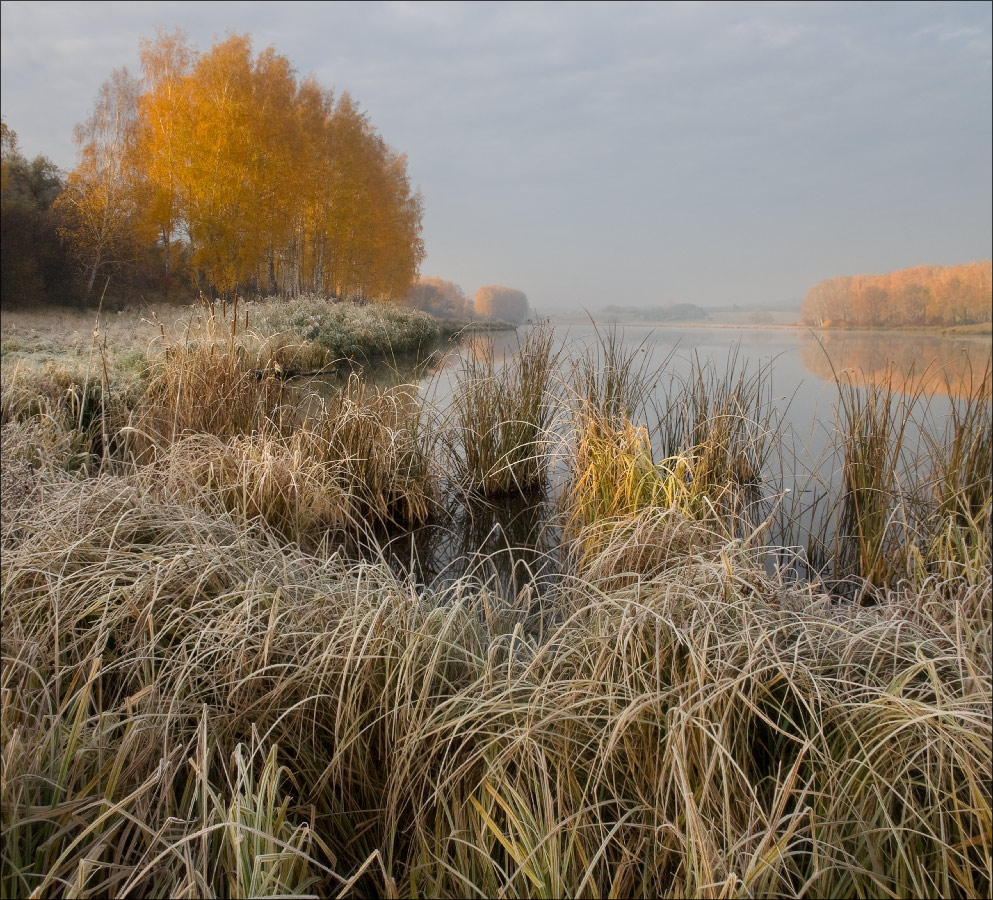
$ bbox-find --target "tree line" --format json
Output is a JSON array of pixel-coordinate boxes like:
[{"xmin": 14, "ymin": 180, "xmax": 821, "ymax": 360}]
[
  {"xmin": 1, "ymin": 122, "xmax": 77, "ymax": 304},
  {"xmin": 2, "ymin": 30, "xmax": 424, "ymax": 305},
  {"xmin": 403, "ymin": 277, "xmax": 531, "ymax": 324},
  {"xmin": 801, "ymin": 261, "xmax": 991, "ymax": 329}
]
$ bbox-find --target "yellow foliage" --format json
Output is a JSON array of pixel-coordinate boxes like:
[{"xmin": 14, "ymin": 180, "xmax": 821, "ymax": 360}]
[
  {"xmin": 474, "ymin": 285, "xmax": 529, "ymax": 323},
  {"xmin": 802, "ymin": 261, "xmax": 992, "ymax": 328},
  {"xmin": 53, "ymin": 68, "xmax": 148, "ymax": 297},
  {"xmin": 61, "ymin": 30, "xmax": 424, "ymax": 300}
]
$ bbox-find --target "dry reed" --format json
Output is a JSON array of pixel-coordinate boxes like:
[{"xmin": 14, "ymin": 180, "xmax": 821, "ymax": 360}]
[
  {"xmin": 2, "ymin": 317, "xmax": 991, "ymax": 899},
  {"xmin": 2, "ymin": 470, "xmax": 988, "ymax": 898},
  {"xmin": 449, "ymin": 322, "xmax": 559, "ymax": 497}
]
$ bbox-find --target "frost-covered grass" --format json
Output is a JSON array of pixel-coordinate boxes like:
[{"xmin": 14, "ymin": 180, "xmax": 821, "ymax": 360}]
[
  {"xmin": 2, "ymin": 462, "xmax": 989, "ymax": 899},
  {"xmin": 252, "ymin": 293, "xmax": 465, "ymax": 372},
  {"xmin": 0, "ymin": 294, "xmax": 477, "ymax": 376},
  {"xmin": 1, "ymin": 312, "xmax": 990, "ymax": 899}
]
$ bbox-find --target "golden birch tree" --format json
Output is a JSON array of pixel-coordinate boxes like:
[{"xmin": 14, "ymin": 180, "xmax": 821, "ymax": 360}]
[
  {"xmin": 55, "ymin": 68, "xmax": 145, "ymax": 297},
  {"xmin": 67, "ymin": 31, "xmax": 425, "ymax": 301},
  {"xmin": 135, "ymin": 28, "xmax": 194, "ymax": 279}
]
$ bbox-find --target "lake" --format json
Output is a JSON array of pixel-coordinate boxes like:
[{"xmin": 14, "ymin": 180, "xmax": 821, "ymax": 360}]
[
  {"xmin": 421, "ymin": 321, "xmax": 991, "ymax": 467},
  {"xmin": 319, "ymin": 322, "xmax": 992, "ymax": 591}
]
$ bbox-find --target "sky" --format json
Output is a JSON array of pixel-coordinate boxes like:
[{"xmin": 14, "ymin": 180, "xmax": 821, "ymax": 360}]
[{"xmin": 1, "ymin": 0, "xmax": 991, "ymax": 311}]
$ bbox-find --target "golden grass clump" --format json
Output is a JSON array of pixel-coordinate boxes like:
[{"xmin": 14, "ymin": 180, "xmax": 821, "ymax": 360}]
[
  {"xmin": 566, "ymin": 334, "xmax": 776, "ymax": 556},
  {"xmin": 450, "ymin": 322, "xmax": 559, "ymax": 497},
  {"xmin": 156, "ymin": 377, "xmax": 435, "ymax": 547},
  {"xmin": 566, "ymin": 410, "xmax": 706, "ymax": 532},
  {"xmin": 2, "ymin": 466, "xmax": 990, "ymax": 899}
]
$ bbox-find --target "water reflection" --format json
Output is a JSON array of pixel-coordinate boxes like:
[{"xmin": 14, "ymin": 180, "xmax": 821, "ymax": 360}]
[
  {"xmin": 285, "ymin": 321, "xmax": 989, "ymax": 594},
  {"xmin": 800, "ymin": 331, "xmax": 992, "ymax": 398},
  {"xmin": 381, "ymin": 492, "xmax": 561, "ymax": 597}
]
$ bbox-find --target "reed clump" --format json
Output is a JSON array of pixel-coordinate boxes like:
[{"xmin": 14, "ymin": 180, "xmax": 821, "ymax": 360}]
[
  {"xmin": 566, "ymin": 410, "xmax": 707, "ymax": 530},
  {"xmin": 157, "ymin": 377, "xmax": 435, "ymax": 546},
  {"xmin": 829, "ymin": 365, "xmax": 918, "ymax": 589},
  {"xmin": 799, "ymin": 355, "xmax": 992, "ymax": 595},
  {"xmin": 566, "ymin": 337, "xmax": 771, "ymax": 546},
  {"xmin": 2, "ymin": 470, "xmax": 989, "ymax": 899},
  {"xmin": 921, "ymin": 358, "xmax": 993, "ymax": 583},
  {"xmin": 567, "ymin": 325, "xmax": 685, "ymax": 534},
  {"xmin": 656, "ymin": 348, "xmax": 778, "ymax": 498},
  {"xmin": 131, "ymin": 336, "xmax": 292, "ymax": 453},
  {"xmin": 313, "ymin": 375, "xmax": 436, "ymax": 530},
  {"xmin": 2, "ymin": 313, "xmax": 991, "ymax": 899},
  {"xmin": 450, "ymin": 322, "xmax": 558, "ymax": 497}
]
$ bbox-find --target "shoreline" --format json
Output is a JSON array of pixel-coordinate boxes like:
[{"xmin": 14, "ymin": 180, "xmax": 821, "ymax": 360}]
[{"xmin": 545, "ymin": 317, "xmax": 993, "ymax": 337}]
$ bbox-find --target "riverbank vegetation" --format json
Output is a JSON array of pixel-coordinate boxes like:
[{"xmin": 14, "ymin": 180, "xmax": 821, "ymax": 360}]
[
  {"xmin": 1, "ymin": 30, "xmax": 424, "ymax": 306},
  {"xmin": 2, "ymin": 305, "xmax": 990, "ymax": 898},
  {"xmin": 474, "ymin": 285, "xmax": 530, "ymax": 325},
  {"xmin": 0, "ymin": 297, "xmax": 468, "ymax": 377},
  {"xmin": 802, "ymin": 260, "xmax": 992, "ymax": 329}
]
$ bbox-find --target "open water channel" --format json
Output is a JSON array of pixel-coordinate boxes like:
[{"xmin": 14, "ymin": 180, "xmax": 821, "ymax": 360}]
[{"xmin": 312, "ymin": 321, "xmax": 992, "ymax": 594}]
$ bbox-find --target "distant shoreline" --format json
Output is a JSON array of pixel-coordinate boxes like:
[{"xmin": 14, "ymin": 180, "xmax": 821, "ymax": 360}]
[
  {"xmin": 546, "ymin": 316, "xmax": 992, "ymax": 337},
  {"xmin": 547, "ymin": 316, "xmax": 801, "ymax": 330}
]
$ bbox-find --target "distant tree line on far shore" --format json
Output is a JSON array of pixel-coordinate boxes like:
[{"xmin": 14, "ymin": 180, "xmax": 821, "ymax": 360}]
[
  {"xmin": 801, "ymin": 261, "xmax": 991, "ymax": 329},
  {"xmin": 602, "ymin": 302, "xmax": 709, "ymax": 323}
]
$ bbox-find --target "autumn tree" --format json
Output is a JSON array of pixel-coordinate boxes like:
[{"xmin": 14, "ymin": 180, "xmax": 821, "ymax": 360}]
[
  {"xmin": 53, "ymin": 32, "xmax": 425, "ymax": 302},
  {"xmin": 801, "ymin": 262, "xmax": 992, "ymax": 329},
  {"xmin": 405, "ymin": 275, "xmax": 468, "ymax": 318},
  {"xmin": 292, "ymin": 92, "xmax": 422, "ymax": 300},
  {"xmin": 54, "ymin": 68, "xmax": 146, "ymax": 298},
  {"xmin": 474, "ymin": 285, "xmax": 529, "ymax": 324},
  {"xmin": 134, "ymin": 27, "xmax": 195, "ymax": 279},
  {"xmin": 131, "ymin": 35, "xmax": 299, "ymax": 294},
  {"xmin": 129, "ymin": 32, "xmax": 423, "ymax": 299}
]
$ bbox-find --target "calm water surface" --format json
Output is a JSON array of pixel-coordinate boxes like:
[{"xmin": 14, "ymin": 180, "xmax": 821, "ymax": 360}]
[
  {"xmin": 319, "ymin": 322, "xmax": 992, "ymax": 590},
  {"xmin": 422, "ymin": 322, "xmax": 990, "ymax": 462}
]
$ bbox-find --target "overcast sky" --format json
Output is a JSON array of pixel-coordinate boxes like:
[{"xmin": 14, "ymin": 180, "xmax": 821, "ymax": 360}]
[{"xmin": 2, "ymin": 0, "xmax": 990, "ymax": 310}]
